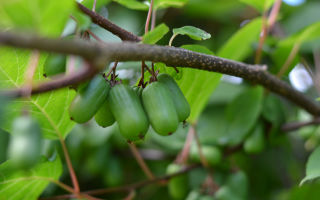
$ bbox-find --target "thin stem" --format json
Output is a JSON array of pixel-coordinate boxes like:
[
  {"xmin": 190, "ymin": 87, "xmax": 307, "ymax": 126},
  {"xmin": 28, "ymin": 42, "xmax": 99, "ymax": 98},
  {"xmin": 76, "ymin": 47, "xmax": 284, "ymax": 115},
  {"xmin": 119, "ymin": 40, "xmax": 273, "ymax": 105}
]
[
  {"xmin": 23, "ymin": 50, "xmax": 40, "ymax": 96},
  {"xmin": 169, "ymin": 34, "xmax": 177, "ymax": 47},
  {"xmin": 151, "ymin": 9, "xmax": 157, "ymax": 30},
  {"xmin": 105, "ymin": 61, "xmax": 118, "ymax": 79},
  {"xmin": 277, "ymin": 42, "xmax": 301, "ymax": 78},
  {"xmin": 86, "ymin": 29, "xmax": 103, "ymax": 42},
  {"xmin": 92, "ymin": 0, "xmax": 97, "ymax": 12},
  {"xmin": 59, "ymin": 137, "xmax": 81, "ymax": 195},
  {"xmin": 145, "ymin": 0, "xmax": 154, "ymax": 34},
  {"xmin": 281, "ymin": 117, "xmax": 320, "ymax": 132},
  {"xmin": 175, "ymin": 126, "xmax": 194, "ymax": 164},
  {"xmin": 128, "ymin": 142, "xmax": 155, "ymax": 180},
  {"xmin": 41, "ymin": 164, "xmax": 200, "ymax": 199}
]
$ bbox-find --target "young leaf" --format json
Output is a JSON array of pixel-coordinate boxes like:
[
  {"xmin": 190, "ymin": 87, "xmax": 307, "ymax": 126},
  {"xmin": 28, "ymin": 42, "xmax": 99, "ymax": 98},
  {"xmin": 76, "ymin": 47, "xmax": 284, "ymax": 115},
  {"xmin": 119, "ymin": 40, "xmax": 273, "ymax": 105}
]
[
  {"xmin": 112, "ymin": 0, "xmax": 148, "ymax": 10},
  {"xmin": 217, "ymin": 17, "xmax": 262, "ymax": 61},
  {"xmin": 142, "ymin": 23, "xmax": 169, "ymax": 44},
  {"xmin": 301, "ymin": 147, "xmax": 320, "ymax": 185},
  {"xmin": 220, "ymin": 86, "xmax": 263, "ymax": 146},
  {"xmin": 0, "ymin": 48, "xmax": 75, "ymax": 139},
  {"xmin": 176, "ymin": 45, "xmax": 221, "ymax": 122},
  {"xmin": 173, "ymin": 26, "xmax": 211, "ymax": 41},
  {"xmin": 0, "ymin": 0, "xmax": 75, "ymax": 37},
  {"xmin": 0, "ymin": 156, "xmax": 62, "ymax": 200}
]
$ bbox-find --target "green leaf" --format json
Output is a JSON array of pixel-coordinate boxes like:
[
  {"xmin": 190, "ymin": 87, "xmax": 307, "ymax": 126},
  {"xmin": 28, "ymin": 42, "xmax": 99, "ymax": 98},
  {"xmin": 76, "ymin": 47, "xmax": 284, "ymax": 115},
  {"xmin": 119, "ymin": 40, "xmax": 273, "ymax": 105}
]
[
  {"xmin": 301, "ymin": 147, "xmax": 320, "ymax": 185},
  {"xmin": 220, "ymin": 86, "xmax": 263, "ymax": 146},
  {"xmin": 142, "ymin": 23, "xmax": 169, "ymax": 44},
  {"xmin": 0, "ymin": 156, "xmax": 62, "ymax": 200},
  {"xmin": 0, "ymin": 48, "xmax": 75, "ymax": 139},
  {"xmin": 239, "ymin": 0, "xmax": 275, "ymax": 12},
  {"xmin": 177, "ymin": 45, "xmax": 221, "ymax": 122},
  {"xmin": 173, "ymin": 26, "xmax": 211, "ymax": 40},
  {"xmin": 217, "ymin": 18, "xmax": 262, "ymax": 61},
  {"xmin": 112, "ymin": 0, "xmax": 148, "ymax": 10},
  {"xmin": 272, "ymin": 22, "xmax": 320, "ymax": 74},
  {"xmin": 81, "ymin": 0, "xmax": 111, "ymax": 10},
  {"xmin": 0, "ymin": 0, "xmax": 75, "ymax": 37},
  {"xmin": 154, "ymin": 0, "xmax": 188, "ymax": 9}
]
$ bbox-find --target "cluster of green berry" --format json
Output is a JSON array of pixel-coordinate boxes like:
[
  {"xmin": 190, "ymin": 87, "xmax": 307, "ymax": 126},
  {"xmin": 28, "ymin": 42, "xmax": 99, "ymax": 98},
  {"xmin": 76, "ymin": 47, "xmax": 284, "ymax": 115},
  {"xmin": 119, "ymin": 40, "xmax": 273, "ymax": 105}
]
[{"xmin": 68, "ymin": 72, "xmax": 190, "ymax": 142}]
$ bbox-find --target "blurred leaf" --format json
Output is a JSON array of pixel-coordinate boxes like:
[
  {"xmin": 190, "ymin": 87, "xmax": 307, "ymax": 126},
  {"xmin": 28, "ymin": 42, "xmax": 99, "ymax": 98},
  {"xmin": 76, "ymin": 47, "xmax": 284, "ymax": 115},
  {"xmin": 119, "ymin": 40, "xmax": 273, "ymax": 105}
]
[
  {"xmin": 217, "ymin": 18, "xmax": 262, "ymax": 61},
  {"xmin": 177, "ymin": 45, "xmax": 222, "ymax": 122},
  {"xmin": 154, "ymin": 0, "xmax": 188, "ymax": 9},
  {"xmin": 0, "ymin": 48, "xmax": 75, "ymax": 139},
  {"xmin": 0, "ymin": 156, "xmax": 62, "ymax": 200},
  {"xmin": 301, "ymin": 146, "xmax": 320, "ymax": 185},
  {"xmin": 239, "ymin": 0, "xmax": 275, "ymax": 12},
  {"xmin": 0, "ymin": 0, "xmax": 75, "ymax": 37},
  {"xmin": 0, "ymin": 130, "xmax": 9, "ymax": 163},
  {"xmin": 173, "ymin": 26, "xmax": 211, "ymax": 41},
  {"xmin": 215, "ymin": 171, "xmax": 248, "ymax": 200},
  {"xmin": 81, "ymin": 0, "xmax": 111, "ymax": 10},
  {"xmin": 244, "ymin": 122, "xmax": 265, "ymax": 154},
  {"xmin": 272, "ymin": 22, "xmax": 320, "ymax": 74},
  {"xmin": 286, "ymin": 183, "xmax": 320, "ymax": 200},
  {"xmin": 221, "ymin": 86, "xmax": 263, "ymax": 146},
  {"xmin": 142, "ymin": 23, "xmax": 169, "ymax": 44},
  {"xmin": 70, "ymin": 7, "xmax": 92, "ymax": 31},
  {"xmin": 113, "ymin": 0, "xmax": 148, "ymax": 10}
]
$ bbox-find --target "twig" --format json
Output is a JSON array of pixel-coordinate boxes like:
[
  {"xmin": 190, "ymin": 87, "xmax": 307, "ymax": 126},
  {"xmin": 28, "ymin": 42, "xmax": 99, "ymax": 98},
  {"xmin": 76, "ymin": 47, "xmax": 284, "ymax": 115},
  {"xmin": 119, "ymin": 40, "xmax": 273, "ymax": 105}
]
[
  {"xmin": 281, "ymin": 118, "xmax": 320, "ymax": 132},
  {"xmin": 23, "ymin": 50, "xmax": 40, "ymax": 96},
  {"xmin": 145, "ymin": 0, "xmax": 154, "ymax": 34},
  {"xmin": 175, "ymin": 126, "xmax": 194, "ymax": 164},
  {"xmin": 0, "ymin": 32, "xmax": 319, "ymax": 116},
  {"xmin": 92, "ymin": 0, "xmax": 97, "ymax": 12},
  {"xmin": 86, "ymin": 29, "xmax": 103, "ymax": 42},
  {"xmin": 128, "ymin": 142, "xmax": 155, "ymax": 180},
  {"xmin": 151, "ymin": 9, "xmax": 157, "ymax": 30},
  {"xmin": 77, "ymin": 2, "xmax": 141, "ymax": 42},
  {"xmin": 40, "ymin": 164, "xmax": 200, "ymax": 199}
]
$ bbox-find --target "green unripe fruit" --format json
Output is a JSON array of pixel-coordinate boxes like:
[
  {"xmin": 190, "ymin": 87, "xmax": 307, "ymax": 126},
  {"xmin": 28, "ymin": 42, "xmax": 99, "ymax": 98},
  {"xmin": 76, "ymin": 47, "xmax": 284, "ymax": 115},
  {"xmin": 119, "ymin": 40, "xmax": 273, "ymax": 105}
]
[
  {"xmin": 244, "ymin": 123, "xmax": 265, "ymax": 154},
  {"xmin": 69, "ymin": 74, "xmax": 110, "ymax": 123},
  {"xmin": 190, "ymin": 145, "xmax": 222, "ymax": 166},
  {"xmin": 8, "ymin": 116, "xmax": 42, "ymax": 169},
  {"xmin": 158, "ymin": 73, "xmax": 190, "ymax": 122},
  {"xmin": 166, "ymin": 163, "xmax": 189, "ymax": 200},
  {"xmin": 43, "ymin": 54, "xmax": 66, "ymax": 77},
  {"xmin": 108, "ymin": 84, "xmax": 149, "ymax": 141},
  {"xmin": 94, "ymin": 101, "xmax": 115, "ymax": 127},
  {"xmin": 142, "ymin": 82, "xmax": 179, "ymax": 136}
]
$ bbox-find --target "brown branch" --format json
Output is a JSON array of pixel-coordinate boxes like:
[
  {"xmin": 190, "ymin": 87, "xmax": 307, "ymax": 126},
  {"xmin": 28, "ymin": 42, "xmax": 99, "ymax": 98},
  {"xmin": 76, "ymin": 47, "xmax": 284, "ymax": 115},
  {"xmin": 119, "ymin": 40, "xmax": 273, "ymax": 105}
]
[
  {"xmin": 281, "ymin": 117, "xmax": 320, "ymax": 132},
  {"xmin": 77, "ymin": 2, "xmax": 141, "ymax": 42},
  {"xmin": 0, "ymin": 32, "xmax": 319, "ymax": 116},
  {"xmin": 40, "ymin": 164, "xmax": 200, "ymax": 199}
]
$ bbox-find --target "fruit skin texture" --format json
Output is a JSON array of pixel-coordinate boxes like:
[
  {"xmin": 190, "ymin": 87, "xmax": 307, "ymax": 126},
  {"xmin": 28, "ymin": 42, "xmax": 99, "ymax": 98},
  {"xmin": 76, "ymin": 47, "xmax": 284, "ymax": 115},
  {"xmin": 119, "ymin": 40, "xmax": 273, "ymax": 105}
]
[
  {"xmin": 142, "ymin": 82, "xmax": 179, "ymax": 136},
  {"xmin": 166, "ymin": 163, "xmax": 189, "ymax": 200},
  {"xmin": 190, "ymin": 145, "xmax": 222, "ymax": 166},
  {"xmin": 108, "ymin": 84, "xmax": 149, "ymax": 141},
  {"xmin": 8, "ymin": 116, "xmax": 42, "ymax": 169},
  {"xmin": 69, "ymin": 75, "xmax": 110, "ymax": 123},
  {"xmin": 158, "ymin": 73, "xmax": 190, "ymax": 122},
  {"xmin": 43, "ymin": 54, "xmax": 66, "ymax": 77},
  {"xmin": 94, "ymin": 100, "xmax": 115, "ymax": 127}
]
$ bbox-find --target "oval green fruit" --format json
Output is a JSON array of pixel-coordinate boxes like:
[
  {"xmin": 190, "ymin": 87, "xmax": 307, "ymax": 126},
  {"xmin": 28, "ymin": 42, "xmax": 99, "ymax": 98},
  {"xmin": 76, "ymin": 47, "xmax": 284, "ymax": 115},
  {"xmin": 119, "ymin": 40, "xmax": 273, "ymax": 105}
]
[
  {"xmin": 244, "ymin": 122, "xmax": 265, "ymax": 154},
  {"xmin": 8, "ymin": 116, "xmax": 42, "ymax": 169},
  {"xmin": 166, "ymin": 163, "xmax": 189, "ymax": 200},
  {"xmin": 142, "ymin": 82, "xmax": 179, "ymax": 136},
  {"xmin": 69, "ymin": 74, "xmax": 110, "ymax": 123},
  {"xmin": 108, "ymin": 84, "xmax": 149, "ymax": 141},
  {"xmin": 158, "ymin": 73, "xmax": 190, "ymax": 122},
  {"xmin": 190, "ymin": 145, "xmax": 222, "ymax": 166},
  {"xmin": 94, "ymin": 100, "xmax": 115, "ymax": 127},
  {"xmin": 43, "ymin": 54, "xmax": 66, "ymax": 77}
]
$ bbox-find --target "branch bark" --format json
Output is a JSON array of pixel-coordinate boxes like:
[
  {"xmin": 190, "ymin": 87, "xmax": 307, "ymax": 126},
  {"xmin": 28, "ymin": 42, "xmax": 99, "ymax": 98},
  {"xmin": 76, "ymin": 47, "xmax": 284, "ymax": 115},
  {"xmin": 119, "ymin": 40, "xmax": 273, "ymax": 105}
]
[{"xmin": 0, "ymin": 32, "xmax": 319, "ymax": 116}]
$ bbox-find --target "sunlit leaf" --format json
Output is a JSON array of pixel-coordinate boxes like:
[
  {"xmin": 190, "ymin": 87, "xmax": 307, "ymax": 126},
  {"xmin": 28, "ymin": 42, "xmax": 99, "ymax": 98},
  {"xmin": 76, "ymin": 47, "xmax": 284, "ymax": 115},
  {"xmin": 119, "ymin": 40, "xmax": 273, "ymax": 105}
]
[
  {"xmin": 154, "ymin": 0, "xmax": 188, "ymax": 9},
  {"xmin": 0, "ymin": 156, "xmax": 62, "ymax": 200},
  {"xmin": 239, "ymin": 0, "xmax": 275, "ymax": 12},
  {"xmin": 81, "ymin": 0, "xmax": 111, "ymax": 10},
  {"xmin": 142, "ymin": 23, "xmax": 169, "ymax": 44},
  {"xmin": 0, "ymin": 48, "xmax": 75, "ymax": 139},
  {"xmin": 112, "ymin": 0, "xmax": 148, "ymax": 10},
  {"xmin": 0, "ymin": 0, "xmax": 75, "ymax": 37}
]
